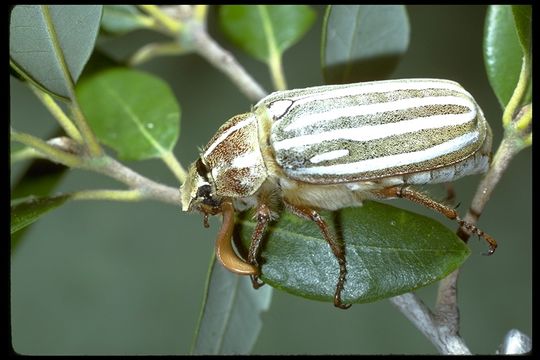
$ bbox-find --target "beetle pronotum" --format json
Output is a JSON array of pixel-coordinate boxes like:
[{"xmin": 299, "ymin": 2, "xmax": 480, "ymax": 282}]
[{"xmin": 181, "ymin": 78, "xmax": 497, "ymax": 309}]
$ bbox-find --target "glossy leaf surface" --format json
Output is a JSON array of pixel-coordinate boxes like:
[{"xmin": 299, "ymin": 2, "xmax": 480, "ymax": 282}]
[
  {"xmin": 11, "ymin": 195, "xmax": 70, "ymax": 235},
  {"xmin": 322, "ymin": 5, "xmax": 410, "ymax": 84},
  {"xmin": 219, "ymin": 5, "xmax": 316, "ymax": 63},
  {"xmin": 10, "ymin": 5, "xmax": 102, "ymax": 99},
  {"xmin": 484, "ymin": 5, "xmax": 531, "ymax": 108},
  {"xmin": 237, "ymin": 201, "xmax": 470, "ymax": 304},
  {"xmin": 76, "ymin": 68, "xmax": 180, "ymax": 161},
  {"xmin": 191, "ymin": 258, "xmax": 272, "ymax": 355}
]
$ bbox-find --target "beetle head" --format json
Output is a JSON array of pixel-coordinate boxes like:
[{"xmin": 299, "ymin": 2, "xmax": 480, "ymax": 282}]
[{"xmin": 181, "ymin": 158, "xmax": 222, "ymax": 217}]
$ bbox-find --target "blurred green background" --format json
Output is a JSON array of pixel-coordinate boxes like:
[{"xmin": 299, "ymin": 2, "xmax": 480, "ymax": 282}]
[{"xmin": 10, "ymin": 5, "xmax": 531, "ymax": 354}]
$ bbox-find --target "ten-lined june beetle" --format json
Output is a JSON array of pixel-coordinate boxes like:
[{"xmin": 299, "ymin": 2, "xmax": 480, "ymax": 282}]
[{"xmin": 181, "ymin": 78, "xmax": 497, "ymax": 309}]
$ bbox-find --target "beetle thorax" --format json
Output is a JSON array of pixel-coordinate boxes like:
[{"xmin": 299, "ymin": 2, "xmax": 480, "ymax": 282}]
[{"xmin": 181, "ymin": 112, "xmax": 268, "ymax": 213}]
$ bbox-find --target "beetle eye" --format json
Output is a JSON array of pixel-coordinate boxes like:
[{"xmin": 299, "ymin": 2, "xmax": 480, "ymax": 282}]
[
  {"xmin": 196, "ymin": 184, "xmax": 220, "ymax": 207},
  {"xmin": 196, "ymin": 184, "xmax": 212, "ymax": 199}
]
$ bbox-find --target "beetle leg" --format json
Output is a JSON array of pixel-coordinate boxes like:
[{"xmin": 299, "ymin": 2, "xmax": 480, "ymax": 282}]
[
  {"xmin": 284, "ymin": 201, "xmax": 351, "ymax": 309},
  {"xmin": 248, "ymin": 203, "xmax": 272, "ymax": 289},
  {"xmin": 376, "ymin": 186, "xmax": 497, "ymax": 255},
  {"xmin": 443, "ymin": 183, "xmax": 456, "ymax": 205}
]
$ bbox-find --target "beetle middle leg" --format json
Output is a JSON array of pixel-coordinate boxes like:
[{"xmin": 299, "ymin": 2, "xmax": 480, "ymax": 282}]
[
  {"xmin": 284, "ymin": 201, "xmax": 351, "ymax": 309},
  {"xmin": 375, "ymin": 186, "xmax": 497, "ymax": 255},
  {"xmin": 247, "ymin": 203, "xmax": 273, "ymax": 289}
]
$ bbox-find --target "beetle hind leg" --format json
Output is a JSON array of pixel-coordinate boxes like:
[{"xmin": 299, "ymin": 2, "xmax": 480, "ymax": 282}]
[{"xmin": 375, "ymin": 186, "xmax": 498, "ymax": 255}]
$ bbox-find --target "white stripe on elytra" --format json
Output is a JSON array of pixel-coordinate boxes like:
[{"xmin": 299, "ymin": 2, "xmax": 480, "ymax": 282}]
[
  {"xmin": 309, "ymin": 149, "xmax": 350, "ymax": 164},
  {"xmin": 231, "ymin": 151, "xmax": 261, "ymax": 168},
  {"xmin": 281, "ymin": 95, "xmax": 474, "ymax": 131},
  {"xmin": 273, "ymin": 111, "xmax": 476, "ymax": 151},
  {"xmin": 289, "ymin": 132, "xmax": 480, "ymax": 176},
  {"xmin": 203, "ymin": 115, "xmax": 255, "ymax": 157},
  {"xmin": 262, "ymin": 79, "xmax": 470, "ymax": 109}
]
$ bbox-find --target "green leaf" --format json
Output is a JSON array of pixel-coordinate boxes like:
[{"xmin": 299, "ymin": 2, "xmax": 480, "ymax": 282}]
[
  {"xmin": 484, "ymin": 5, "xmax": 530, "ymax": 108},
  {"xmin": 236, "ymin": 201, "xmax": 470, "ymax": 304},
  {"xmin": 191, "ymin": 257, "xmax": 272, "ymax": 355},
  {"xmin": 11, "ymin": 195, "xmax": 70, "ymax": 235},
  {"xmin": 321, "ymin": 5, "xmax": 410, "ymax": 84},
  {"xmin": 76, "ymin": 68, "xmax": 180, "ymax": 161},
  {"xmin": 11, "ymin": 160, "xmax": 68, "ymax": 251},
  {"xmin": 101, "ymin": 5, "xmax": 154, "ymax": 35},
  {"xmin": 11, "ymin": 160, "xmax": 67, "ymax": 201},
  {"xmin": 511, "ymin": 5, "xmax": 532, "ymax": 58},
  {"xmin": 10, "ymin": 128, "xmax": 68, "ymax": 252},
  {"xmin": 9, "ymin": 5, "xmax": 103, "ymax": 100},
  {"xmin": 219, "ymin": 5, "xmax": 316, "ymax": 63}
]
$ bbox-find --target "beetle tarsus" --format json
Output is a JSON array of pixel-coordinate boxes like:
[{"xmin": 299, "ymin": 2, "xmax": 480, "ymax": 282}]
[
  {"xmin": 333, "ymin": 268, "xmax": 351, "ymax": 309},
  {"xmin": 381, "ymin": 186, "xmax": 498, "ymax": 256},
  {"xmin": 250, "ymin": 274, "xmax": 265, "ymax": 289}
]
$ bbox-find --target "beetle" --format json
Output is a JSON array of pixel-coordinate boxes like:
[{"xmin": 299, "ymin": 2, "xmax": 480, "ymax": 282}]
[{"xmin": 180, "ymin": 78, "xmax": 497, "ymax": 309}]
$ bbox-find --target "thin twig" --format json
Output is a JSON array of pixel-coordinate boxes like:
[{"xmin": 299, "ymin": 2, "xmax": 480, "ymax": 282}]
[
  {"xmin": 433, "ymin": 134, "xmax": 526, "ymax": 331},
  {"xmin": 431, "ymin": 102, "xmax": 531, "ymax": 354},
  {"xmin": 86, "ymin": 156, "xmax": 182, "ymax": 206},
  {"xmin": 465, "ymin": 137, "xmax": 522, "ymax": 224},
  {"xmin": 14, "ymin": 134, "xmax": 183, "ymax": 207},
  {"xmin": 434, "ymin": 270, "xmax": 460, "ymax": 333},
  {"xmin": 137, "ymin": 5, "xmax": 267, "ymax": 102},
  {"xmin": 390, "ymin": 293, "xmax": 471, "ymax": 354},
  {"xmin": 193, "ymin": 29, "xmax": 268, "ymax": 102}
]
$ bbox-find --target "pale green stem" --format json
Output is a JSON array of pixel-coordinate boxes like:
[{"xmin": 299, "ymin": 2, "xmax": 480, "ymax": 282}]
[
  {"xmin": 193, "ymin": 5, "xmax": 208, "ymax": 22},
  {"xmin": 139, "ymin": 5, "xmax": 183, "ymax": 34},
  {"xmin": 512, "ymin": 104, "xmax": 533, "ymax": 147},
  {"xmin": 29, "ymin": 85, "xmax": 83, "ymax": 143},
  {"xmin": 502, "ymin": 55, "xmax": 531, "ymax": 127},
  {"xmin": 11, "ymin": 129, "xmax": 81, "ymax": 168},
  {"xmin": 269, "ymin": 55, "xmax": 287, "ymax": 91},
  {"xmin": 129, "ymin": 42, "xmax": 187, "ymax": 66},
  {"xmin": 71, "ymin": 189, "xmax": 143, "ymax": 202},
  {"xmin": 161, "ymin": 151, "xmax": 188, "ymax": 183},
  {"xmin": 41, "ymin": 5, "xmax": 103, "ymax": 158},
  {"xmin": 258, "ymin": 5, "xmax": 288, "ymax": 91},
  {"xmin": 10, "ymin": 146, "xmax": 45, "ymax": 163},
  {"xmin": 515, "ymin": 104, "xmax": 532, "ymax": 132},
  {"xmin": 69, "ymin": 101, "xmax": 103, "ymax": 157}
]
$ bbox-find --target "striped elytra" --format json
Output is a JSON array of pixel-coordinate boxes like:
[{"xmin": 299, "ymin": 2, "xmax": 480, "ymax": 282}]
[
  {"xmin": 180, "ymin": 78, "xmax": 495, "ymax": 308},
  {"xmin": 263, "ymin": 78, "xmax": 491, "ymax": 184}
]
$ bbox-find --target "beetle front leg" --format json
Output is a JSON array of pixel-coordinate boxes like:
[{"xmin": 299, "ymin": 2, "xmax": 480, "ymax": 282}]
[
  {"xmin": 247, "ymin": 203, "xmax": 272, "ymax": 289},
  {"xmin": 284, "ymin": 201, "xmax": 351, "ymax": 309}
]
